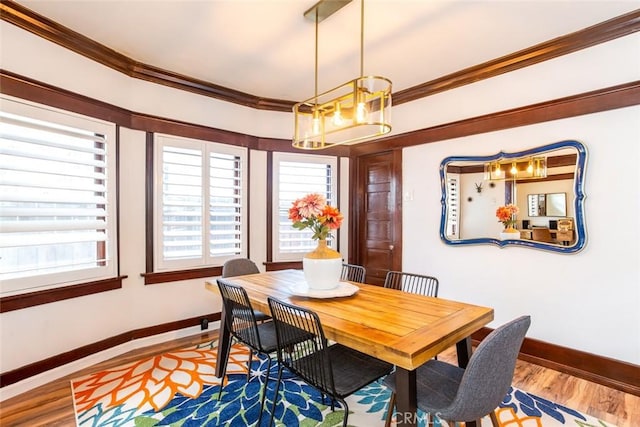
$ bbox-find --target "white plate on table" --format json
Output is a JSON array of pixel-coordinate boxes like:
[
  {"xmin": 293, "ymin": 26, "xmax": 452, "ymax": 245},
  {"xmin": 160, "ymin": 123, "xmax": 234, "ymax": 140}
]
[{"xmin": 289, "ymin": 281, "xmax": 359, "ymax": 299}]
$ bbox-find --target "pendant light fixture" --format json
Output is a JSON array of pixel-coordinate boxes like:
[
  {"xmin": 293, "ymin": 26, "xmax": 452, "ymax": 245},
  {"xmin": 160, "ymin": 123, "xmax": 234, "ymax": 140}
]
[{"xmin": 293, "ymin": 0, "xmax": 392, "ymax": 150}]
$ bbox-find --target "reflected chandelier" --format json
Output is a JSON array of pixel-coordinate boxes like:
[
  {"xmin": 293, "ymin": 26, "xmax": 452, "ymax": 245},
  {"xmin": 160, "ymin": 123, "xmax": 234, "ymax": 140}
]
[
  {"xmin": 484, "ymin": 157, "xmax": 547, "ymax": 181},
  {"xmin": 293, "ymin": 0, "xmax": 392, "ymax": 150}
]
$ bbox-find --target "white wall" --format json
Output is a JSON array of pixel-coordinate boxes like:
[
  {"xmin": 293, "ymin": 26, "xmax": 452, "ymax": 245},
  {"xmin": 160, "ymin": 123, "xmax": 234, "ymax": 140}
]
[
  {"xmin": 403, "ymin": 107, "xmax": 640, "ymax": 364},
  {"xmin": 0, "ymin": 20, "xmax": 638, "ymax": 400}
]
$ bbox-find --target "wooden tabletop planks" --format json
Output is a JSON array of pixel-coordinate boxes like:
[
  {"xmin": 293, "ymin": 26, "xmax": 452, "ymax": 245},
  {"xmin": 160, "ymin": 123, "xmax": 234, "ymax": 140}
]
[{"xmin": 207, "ymin": 269, "xmax": 493, "ymax": 370}]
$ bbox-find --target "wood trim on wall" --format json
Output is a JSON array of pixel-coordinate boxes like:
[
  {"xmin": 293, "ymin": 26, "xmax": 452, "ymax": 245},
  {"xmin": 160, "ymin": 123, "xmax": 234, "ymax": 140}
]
[
  {"xmin": 0, "ymin": 312, "xmax": 222, "ymax": 388},
  {"xmin": 352, "ymin": 80, "xmax": 640, "ymax": 155},
  {"xmin": 0, "ymin": 0, "xmax": 293, "ymax": 112},
  {"xmin": 1, "ymin": 3, "xmax": 638, "ymax": 395},
  {"xmin": 392, "ymin": 10, "xmax": 640, "ymax": 105},
  {"xmin": 472, "ymin": 328, "xmax": 640, "ymax": 397},
  {"xmin": 2, "ymin": 70, "xmax": 639, "ymax": 303},
  {"xmin": 2, "ymin": 0, "xmax": 638, "ymax": 111},
  {"xmin": 2, "ymin": 312, "xmax": 636, "ymax": 397},
  {"xmin": 141, "ymin": 267, "xmax": 223, "ymax": 285},
  {"xmin": 263, "ymin": 261, "xmax": 303, "ymax": 272},
  {"xmin": 0, "ymin": 276, "xmax": 127, "ymax": 313}
]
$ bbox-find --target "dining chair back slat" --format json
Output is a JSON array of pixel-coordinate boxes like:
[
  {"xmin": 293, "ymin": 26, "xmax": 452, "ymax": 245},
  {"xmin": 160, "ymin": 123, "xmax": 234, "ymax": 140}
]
[
  {"xmin": 384, "ymin": 271, "xmax": 439, "ymax": 297},
  {"xmin": 267, "ymin": 297, "xmax": 393, "ymax": 427},
  {"xmin": 341, "ymin": 263, "xmax": 366, "ymax": 283}
]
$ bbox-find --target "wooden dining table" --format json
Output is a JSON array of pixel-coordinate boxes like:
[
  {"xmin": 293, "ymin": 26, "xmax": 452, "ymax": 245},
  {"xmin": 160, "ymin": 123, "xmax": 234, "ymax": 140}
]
[{"xmin": 205, "ymin": 269, "xmax": 494, "ymax": 427}]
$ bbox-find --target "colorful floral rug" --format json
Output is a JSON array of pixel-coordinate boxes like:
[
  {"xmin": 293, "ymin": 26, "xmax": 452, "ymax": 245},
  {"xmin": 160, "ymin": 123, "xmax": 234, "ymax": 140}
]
[{"xmin": 71, "ymin": 339, "xmax": 617, "ymax": 426}]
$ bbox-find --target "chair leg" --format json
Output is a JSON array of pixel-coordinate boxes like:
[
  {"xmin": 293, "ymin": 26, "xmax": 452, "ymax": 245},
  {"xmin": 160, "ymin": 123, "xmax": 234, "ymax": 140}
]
[
  {"xmin": 268, "ymin": 366, "xmax": 285, "ymax": 427},
  {"xmin": 489, "ymin": 410, "xmax": 500, "ymax": 427},
  {"xmin": 385, "ymin": 392, "xmax": 396, "ymax": 427},
  {"xmin": 217, "ymin": 343, "xmax": 231, "ymax": 401},
  {"xmin": 246, "ymin": 350, "xmax": 254, "ymax": 382},
  {"xmin": 256, "ymin": 355, "xmax": 272, "ymax": 427},
  {"xmin": 338, "ymin": 398, "xmax": 350, "ymax": 427}
]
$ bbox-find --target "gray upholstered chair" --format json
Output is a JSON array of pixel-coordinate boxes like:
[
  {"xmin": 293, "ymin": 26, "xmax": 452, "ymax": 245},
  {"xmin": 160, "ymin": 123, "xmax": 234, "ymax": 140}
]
[
  {"xmin": 267, "ymin": 297, "xmax": 393, "ymax": 427},
  {"xmin": 384, "ymin": 315, "xmax": 531, "ymax": 427},
  {"xmin": 221, "ymin": 258, "xmax": 270, "ymax": 322},
  {"xmin": 221, "ymin": 258, "xmax": 260, "ymax": 277},
  {"xmin": 384, "ymin": 271, "xmax": 439, "ymax": 297},
  {"xmin": 341, "ymin": 263, "xmax": 366, "ymax": 283}
]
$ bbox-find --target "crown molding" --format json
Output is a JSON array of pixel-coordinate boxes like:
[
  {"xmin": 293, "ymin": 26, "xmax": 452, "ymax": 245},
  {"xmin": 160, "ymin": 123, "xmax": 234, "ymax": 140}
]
[{"xmin": 2, "ymin": 0, "xmax": 639, "ymax": 111}]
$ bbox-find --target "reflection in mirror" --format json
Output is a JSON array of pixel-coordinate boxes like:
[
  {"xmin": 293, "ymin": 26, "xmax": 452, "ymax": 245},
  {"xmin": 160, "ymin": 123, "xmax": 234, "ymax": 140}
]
[
  {"xmin": 439, "ymin": 140, "xmax": 587, "ymax": 253},
  {"xmin": 528, "ymin": 193, "xmax": 567, "ymax": 217}
]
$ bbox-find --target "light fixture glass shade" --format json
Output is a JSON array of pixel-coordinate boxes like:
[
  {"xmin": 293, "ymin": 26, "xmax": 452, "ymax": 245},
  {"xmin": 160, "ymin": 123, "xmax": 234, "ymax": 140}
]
[
  {"xmin": 484, "ymin": 161, "xmax": 503, "ymax": 180},
  {"xmin": 293, "ymin": 75, "xmax": 392, "ymax": 150},
  {"xmin": 484, "ymin": 157, "xmax": 547, "ymax": 180}
]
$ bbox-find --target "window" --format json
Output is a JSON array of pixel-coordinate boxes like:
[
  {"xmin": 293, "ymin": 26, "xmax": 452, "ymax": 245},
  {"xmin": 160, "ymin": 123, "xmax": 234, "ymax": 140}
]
[
  {"xmin": 154, "ymin": 134, "xmax": 247, "ymax": 271},
  {"xmin": 0, "ymin": 96, "xmax": 117, "ymax": 295},
  {"xmin": 272, "ymin": 153, "xmax": 337, "ymax": 261},
  {"xmin": 446, "ymin": 174, "xmax": 459, "ymax": 239}
]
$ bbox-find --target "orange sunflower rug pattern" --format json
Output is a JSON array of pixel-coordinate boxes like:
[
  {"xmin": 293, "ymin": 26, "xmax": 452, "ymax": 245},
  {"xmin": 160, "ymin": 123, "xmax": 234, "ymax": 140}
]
[{"xmin": 71, "ymin": 339, "xmax": 618, "ymax": 427}]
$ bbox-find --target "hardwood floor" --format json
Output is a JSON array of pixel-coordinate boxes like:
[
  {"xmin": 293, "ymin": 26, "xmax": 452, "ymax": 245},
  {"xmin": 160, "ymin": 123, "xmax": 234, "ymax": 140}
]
[{"xmin": 0, "ymin": 331, "xmax": 637, "ymax": 426}]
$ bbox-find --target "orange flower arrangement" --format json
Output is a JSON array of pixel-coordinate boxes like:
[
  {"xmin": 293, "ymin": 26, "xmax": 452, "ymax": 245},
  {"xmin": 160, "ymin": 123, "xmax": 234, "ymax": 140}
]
[
  {"xmin": 288, "ymin": 193, "xmax": 343, "ymax": 240},
  {"xmin": 496, "ymin": 204, "xmax": 519, "ymax": 231}
]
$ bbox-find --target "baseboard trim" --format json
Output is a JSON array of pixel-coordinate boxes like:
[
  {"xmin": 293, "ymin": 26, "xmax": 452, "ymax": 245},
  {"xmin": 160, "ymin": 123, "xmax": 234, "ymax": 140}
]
[
  {"xmin": 2, "ymin": 314, "xmax": 637, "ymax": 400},
  {"xmin": 472, "ymin": 327, "xmax": 640, "ymax": 397},
  {"xmin": 0, "ymin": 312, "xmax": 221, "ymax": 394}
]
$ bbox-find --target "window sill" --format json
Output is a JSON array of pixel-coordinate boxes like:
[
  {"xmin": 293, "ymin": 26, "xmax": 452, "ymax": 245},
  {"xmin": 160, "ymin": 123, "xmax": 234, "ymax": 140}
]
[
  {"xmin": 142, "ymin": 266, "xmax": 223, "ymax": 285},
  {"xmin": 0, "ymin": 276, "xmax": 127, "ymax": 313},
  {"xmin": 263, "ymin": 261, "xmax": 302, "ymax": 272}
]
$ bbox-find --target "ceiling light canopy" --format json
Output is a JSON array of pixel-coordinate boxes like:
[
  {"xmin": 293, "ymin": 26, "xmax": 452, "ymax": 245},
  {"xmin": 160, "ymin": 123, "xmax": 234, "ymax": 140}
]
[{"xmin": 293, "ymin": 0, "xmax": 392, "ymax": 150}]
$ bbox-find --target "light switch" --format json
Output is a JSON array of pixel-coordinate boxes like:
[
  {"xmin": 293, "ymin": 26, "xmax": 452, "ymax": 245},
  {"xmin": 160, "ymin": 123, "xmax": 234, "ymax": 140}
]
[{"xmin": 404, "ymin": 190, "xmax": 414, "ymax": 202}]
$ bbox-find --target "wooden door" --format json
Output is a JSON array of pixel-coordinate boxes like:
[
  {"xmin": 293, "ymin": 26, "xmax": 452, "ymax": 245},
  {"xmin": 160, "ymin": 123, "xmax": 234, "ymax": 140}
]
[{"xmin": 353, "ymin": 151, "xmax": 402, "ymax": 285}]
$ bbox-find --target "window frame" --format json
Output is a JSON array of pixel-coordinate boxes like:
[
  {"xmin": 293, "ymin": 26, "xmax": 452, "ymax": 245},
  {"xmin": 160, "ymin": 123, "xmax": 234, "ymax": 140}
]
[
  {"xmin": 153, "ymin": 133, "xmax": 248, "ymax": 272},
  {"xmin": 271, "ymin": 152, "xmax": 338, "ymax": 262},
  {"xmin": 0, "ymin": 95, "xmax": 118, "ymax": 296}
]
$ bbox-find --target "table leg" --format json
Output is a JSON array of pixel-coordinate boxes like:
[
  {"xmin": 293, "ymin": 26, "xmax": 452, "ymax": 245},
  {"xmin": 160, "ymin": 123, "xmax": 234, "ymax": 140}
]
[
  {"xmin": 394, "ymin": 367, "xmax": 418, "ymax": 427},
  {"xmin": 456, "ymin": 337, "xmax": 477, "ymax": 427},
  {"xmin": 215, "ymin": 306, "xmax": 231, "ymax": 377},
  {"xmin": 456, "ymin": 336, "xmax": 472, "ymax": 368}
]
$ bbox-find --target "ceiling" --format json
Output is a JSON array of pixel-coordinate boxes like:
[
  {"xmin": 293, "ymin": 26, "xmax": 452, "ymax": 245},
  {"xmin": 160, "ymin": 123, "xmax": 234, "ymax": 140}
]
[{"xmin": 13, "ymin": 0, "xmax": 640, "ymax": 104}]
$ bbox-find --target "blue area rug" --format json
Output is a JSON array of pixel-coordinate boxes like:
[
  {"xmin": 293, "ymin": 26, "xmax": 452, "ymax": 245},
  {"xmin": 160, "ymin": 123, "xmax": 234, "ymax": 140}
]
[{"xmin": 71, "ymin": 340, "xmax": 617, "ymax": 426}]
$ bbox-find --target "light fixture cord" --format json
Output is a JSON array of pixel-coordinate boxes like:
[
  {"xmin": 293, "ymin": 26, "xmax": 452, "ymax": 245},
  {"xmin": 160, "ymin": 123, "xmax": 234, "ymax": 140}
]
[
  {"xmin": 360, "ymin": 0, "xmax": 364, "ymax": 77},
  {"xmin": 315, "ymin": 7, "xmax": 319, "ymax": 100}
]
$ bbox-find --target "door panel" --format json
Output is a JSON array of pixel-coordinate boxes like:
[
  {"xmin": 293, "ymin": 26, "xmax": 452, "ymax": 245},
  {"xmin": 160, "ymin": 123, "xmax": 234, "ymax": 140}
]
[{"xmin": 354, "ymin": 151, "xmax": 402, "ymax": 285}]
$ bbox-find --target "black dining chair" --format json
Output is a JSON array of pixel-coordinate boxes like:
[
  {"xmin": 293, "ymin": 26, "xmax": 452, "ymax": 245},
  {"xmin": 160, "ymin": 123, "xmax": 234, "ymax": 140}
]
[
  {"xmin": 215, "ymin": 279, "xmax": 277, "ymax": 426},
  {"xmin": 222, "ymin": 258, "xmax": 270, "ymax": 323},
  {"xmin": 267, "ymin": 296, "xmax": 393, "ymax": 427},
  {"xmin": 384, "ymin": 271, "xmax": 439, "ymax": 362},
  {"xmin": 384, "ymin": 315, "xmax": 531, "ymax": 427},
  {"xmin": 340, "ymin": 263, "xmax": 366, "ymax": 283},
  {"xmin": 384, "ymin": 270, "xmax": 439, "ymax": 297}
]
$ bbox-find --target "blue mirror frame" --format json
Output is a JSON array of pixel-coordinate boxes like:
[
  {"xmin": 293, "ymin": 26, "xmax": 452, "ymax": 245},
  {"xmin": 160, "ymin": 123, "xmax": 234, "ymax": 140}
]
[{"xmin": 439, "ymin": 140, "xmax": 587, "ymax": 253}]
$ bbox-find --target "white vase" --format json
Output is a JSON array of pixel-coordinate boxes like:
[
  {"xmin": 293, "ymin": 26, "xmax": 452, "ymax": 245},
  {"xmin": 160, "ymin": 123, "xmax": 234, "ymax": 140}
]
[
  {"xmin": 302, "ymin": 239, "xmax": 342, "ymax": 290},
  {"xmin": 500, "ymin": 229, "xmax": 521, "ymax": 240}
]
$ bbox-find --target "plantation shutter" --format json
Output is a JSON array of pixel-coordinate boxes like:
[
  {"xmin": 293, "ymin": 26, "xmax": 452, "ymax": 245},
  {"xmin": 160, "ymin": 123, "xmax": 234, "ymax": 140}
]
[
  {"xmin": 0, "ymin": 110, "xmax": 112, "ymax": 284},
  {"xmin": 277, "ymin": 160, "xmax": 334, "ymax": 254},
  {"xmin": 209, "ymin": 152, "xmax": 243, "ymax": 257},
  {"xmin": 161, "ymin": 145, "xmax": 204, "ymax": 261},
  {"xmin": 155, "ymin": 134, "xmax": 247, "ymax": 271}
]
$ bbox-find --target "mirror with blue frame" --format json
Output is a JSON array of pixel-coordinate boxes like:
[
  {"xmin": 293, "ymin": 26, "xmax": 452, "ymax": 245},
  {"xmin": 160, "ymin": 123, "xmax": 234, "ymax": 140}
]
[{"xmin": 439, "ymin": 140, "xmax": 587, "ymax": 253}]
